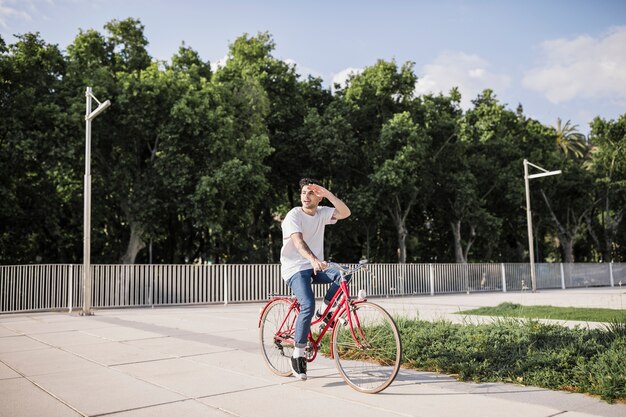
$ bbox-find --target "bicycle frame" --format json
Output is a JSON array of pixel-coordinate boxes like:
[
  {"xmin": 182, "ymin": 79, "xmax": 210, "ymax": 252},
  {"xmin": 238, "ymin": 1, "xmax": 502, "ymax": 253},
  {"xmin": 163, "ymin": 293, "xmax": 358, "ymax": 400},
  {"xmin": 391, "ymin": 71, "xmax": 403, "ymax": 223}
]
[{"xmin": 258, "ymin": 262, "xmax": 369, "ymax": 361}]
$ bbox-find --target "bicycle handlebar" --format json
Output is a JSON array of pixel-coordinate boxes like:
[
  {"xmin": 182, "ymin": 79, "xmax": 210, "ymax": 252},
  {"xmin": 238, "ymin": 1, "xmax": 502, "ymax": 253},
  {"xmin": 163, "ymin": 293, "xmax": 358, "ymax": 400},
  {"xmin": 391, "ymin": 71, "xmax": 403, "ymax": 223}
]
[{"xmin": 326, "ymin": 259, "xmax": 368, "ymax": 276}]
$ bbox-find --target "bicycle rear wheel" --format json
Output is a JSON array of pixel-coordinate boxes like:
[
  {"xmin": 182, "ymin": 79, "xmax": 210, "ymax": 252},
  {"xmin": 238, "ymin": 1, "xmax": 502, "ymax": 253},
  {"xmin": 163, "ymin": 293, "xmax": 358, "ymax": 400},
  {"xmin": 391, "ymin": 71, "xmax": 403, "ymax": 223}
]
[
  {"xmin": 259, "ymin": 298, "xmax": 297, "ymax": 377},
  {"xmin": 331, "ymin": 301, "xmax": 402, "ymax": 393}
]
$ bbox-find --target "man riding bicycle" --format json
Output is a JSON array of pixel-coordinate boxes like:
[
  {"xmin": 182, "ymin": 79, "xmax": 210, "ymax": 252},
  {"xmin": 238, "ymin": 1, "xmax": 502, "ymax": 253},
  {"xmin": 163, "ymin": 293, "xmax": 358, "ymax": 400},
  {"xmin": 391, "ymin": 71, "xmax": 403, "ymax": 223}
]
[{"xmin": 280, "ymin": 178, "xmax": 351, "ymax": 380}]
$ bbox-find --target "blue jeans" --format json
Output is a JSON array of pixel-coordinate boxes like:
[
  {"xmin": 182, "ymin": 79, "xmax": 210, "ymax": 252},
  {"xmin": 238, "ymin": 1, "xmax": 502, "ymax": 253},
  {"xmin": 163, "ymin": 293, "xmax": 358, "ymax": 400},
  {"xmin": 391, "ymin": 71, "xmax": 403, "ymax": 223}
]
[{"xmin": 287, "ymin": 268, "xmax": 352, "ymax": 348}]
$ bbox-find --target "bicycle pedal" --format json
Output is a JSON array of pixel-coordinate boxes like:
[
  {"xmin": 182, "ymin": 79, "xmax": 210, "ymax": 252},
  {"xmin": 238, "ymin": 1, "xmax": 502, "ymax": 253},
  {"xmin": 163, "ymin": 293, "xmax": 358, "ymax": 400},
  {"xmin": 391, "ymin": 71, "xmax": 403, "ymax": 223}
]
[{"xmin": 305, "ymin": 343, "xmax": 315, "ymax": 360}]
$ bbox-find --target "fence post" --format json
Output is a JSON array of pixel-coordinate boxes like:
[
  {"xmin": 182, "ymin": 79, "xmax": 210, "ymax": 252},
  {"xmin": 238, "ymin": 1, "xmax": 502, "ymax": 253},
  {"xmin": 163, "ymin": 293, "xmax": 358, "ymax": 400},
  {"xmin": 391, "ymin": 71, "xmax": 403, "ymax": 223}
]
[
  {"xmin": 429, "ymin": 263, "xmax": 435, "ymax": 296},
  {"xmin": 610, "ymin": 262, "xmax": 614, "ymax": 287},
  {"xmin": 224, "ymin": 265, "xmax": 229, "ymax": 305},
  {"xmin": 68, "ymin": 265, "xmax": 73, "ymax": 313},
  {"xmin": 149, "ymin": 265, "xmax": 154, "ymax": 308},
  {"xmin": 560, "ymin": 263, "xmax": 566, "ymax": 289},
  {"xmin": 501, "ymin": 263, "xmax": 507, "ymax": 293}
]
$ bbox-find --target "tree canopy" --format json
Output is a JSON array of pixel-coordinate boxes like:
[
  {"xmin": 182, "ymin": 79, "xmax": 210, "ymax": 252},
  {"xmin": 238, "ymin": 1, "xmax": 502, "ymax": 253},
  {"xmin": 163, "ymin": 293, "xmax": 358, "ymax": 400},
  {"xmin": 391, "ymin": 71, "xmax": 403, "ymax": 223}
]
[{"xmin": 1, "ymin": 20, "xmax": 624, "ymax": 264}]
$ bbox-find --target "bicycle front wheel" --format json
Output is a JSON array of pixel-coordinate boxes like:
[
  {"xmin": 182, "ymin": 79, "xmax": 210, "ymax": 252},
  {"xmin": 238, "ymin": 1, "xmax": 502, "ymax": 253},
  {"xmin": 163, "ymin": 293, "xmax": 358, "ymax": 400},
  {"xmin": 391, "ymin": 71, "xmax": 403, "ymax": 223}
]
[
  {"xmin": 259, "ymin": 298, "xmax": 297, "ymax": 377},
  {"xmin": 331, "ymin": 301, "xmax": 402, "ymax": 393}
]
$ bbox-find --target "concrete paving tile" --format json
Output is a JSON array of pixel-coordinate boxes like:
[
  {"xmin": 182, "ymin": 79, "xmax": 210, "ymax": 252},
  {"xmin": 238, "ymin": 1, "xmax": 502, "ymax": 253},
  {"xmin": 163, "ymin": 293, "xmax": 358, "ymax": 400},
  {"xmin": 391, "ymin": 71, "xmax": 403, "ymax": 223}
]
[
  {"xmin": 2, "ymin": 316, "xmax": 113, "ymax": 335},
  {"xmin": 0, "ymin": 315, "xmax": 39, "ymax": 323},
  {"xmin": 104, "ymin": 399, "xmax": 234, "ymax": 417},
  {"xmin": 64, "ymin": 341, "xmax": 173, "ymax": 366},
  {"xmin": 17, "ymin": 313, "xmax": 71, "ymax": 321},
  {"xmin": 115, "ymin": 357, "xmax": 272, "ymax": 398},
  {"xmin": 30, "ymin": 367, "xmax": 185, "ymax": 416},
  {"xmin": 198, "ymin": 383, "xmax": 406, "ymax": 417},
  {"xmin": 308, "ymin": 375, "xmax": 561, "ymax": 417},
  {"xmin": 0, "ymin": 378, "xmax": 82, "ymax": 417},
  {"xmin": 491, "ymin": 389, "xmax": 626, "ymax": 417},
  {"xmin": 0, "ymin": 335, "xmax": 49, "ymax": 353},
  {"xmin": 30, "ymin": 330, "xmax": 109, "ymax": 347},
  {"xmin": 0, "ymin": 326, "xmax": 18, "ymax": 337},
  {"xmin": 108, "ymin": 314, "xmax": 197, "ymax": 328},
  {"xmin": 157, "ymin": 313, "xmax": 251, "ymax": 334},
  {"xmin": 19, "ymin": 313, "xmax": 76, "ymax": 323},
  {"xmin": 222, "ymin": 327, "xmax": 262, "ymax": 345},
  {"xmin": 251, "ymin": 359, "xmax": 562, "ymax": 417},
  {"xmin": 95, "ymin": 308, "xmax": 257, "ymax": 340},
  {"xmin": 386, "ymin": 393, "xmax": 558, "ymax": 417},
  {"xmin": 0, "ymin": 347, "xmax": 100, "ymax": 376},
  {"xmin": 189, "ymin": 348, "xmax": 276, "ymax": 377},
  {"xmin": 574, "ymin": 402, "xmax": 626, "ymax": 417},
  {"xmin": 180, "ymin": 331, "xmax": 258, "ymax": 352},
  {"xmin": 271, "ymin": 357, "xmax": 420, "ymax": 394},
  {"xmin": 82, "ymin": 326, "xmax": 165, "ymax": 341},
  {"xmin": 393, "ymin": 369, "xmax": 457, "ymax": 386},
  {"xmin": 155, "ymin": 321, "xmax": 235, "ymax": 334},
  {"xmin": 91, "ymin": 315, "xmax": 196, "ymax": 337},
  {"xmin": 128, "ymin": 318, "xmax": 199, "ymax": 334},
  {"xmin": 0, "ymin": 361, "xmax": 20, "ymax": 379},
  {"xmin": 125, "ymin": 336, "xmax": 230, "ymax": 357}
]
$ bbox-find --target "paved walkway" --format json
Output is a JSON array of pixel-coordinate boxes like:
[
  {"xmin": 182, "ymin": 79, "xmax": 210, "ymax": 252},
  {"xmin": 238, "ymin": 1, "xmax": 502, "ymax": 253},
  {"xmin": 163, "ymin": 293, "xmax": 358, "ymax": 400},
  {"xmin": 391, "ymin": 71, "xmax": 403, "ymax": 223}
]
[{"xmin": 1, "ymin": 288, "xmax": 625, "ymax": 417}]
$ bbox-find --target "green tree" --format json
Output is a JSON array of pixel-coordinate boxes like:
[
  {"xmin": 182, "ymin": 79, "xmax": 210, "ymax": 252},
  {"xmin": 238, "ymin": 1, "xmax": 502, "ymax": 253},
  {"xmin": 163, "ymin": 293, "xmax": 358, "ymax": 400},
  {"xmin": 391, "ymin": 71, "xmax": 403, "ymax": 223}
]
[
  {"xmin": 445, "ymin": 90, "xmax": 516, "ymax": 262},
  {"xmin": 104, "ymin": 18, "xmax": 151, "ymax": 73},
  {"xmin": 214, "ymin": 32, "xmax": 333, "ymax": 262},
  {"xmin": 64, "ymin": 18, "xmax": 177, "ymax": 263},
  {"xmin": 340, "ymin": 59, "xmax": 418, "ymax": 261},
  {"xmin": 0, "ymin": 33, "xmax": 71, "ymax": 263},
  {"xmin": 555, "ymin": 118, "xmax": 587, "ymax": 159},
  {"xmin": 196, "ymin": 34, "xmax": 276, "ymax": 262},
  {"xmin": 408, "ymin": 89, "xmax": 463, "ymax": 262},
  {"xmin": 537, "ymin": 120, "xmax": 595, "ymax": 263},
  {"xmin": 370, "ymin": 112, "xmax": 431, "ymax": 263},
  {"xmin": 539, "ymin": 159, "xmax": 595, "ymax": 262},
  {"xmin": 170, "ymin": 42, "xmax": 212, "ymax": 80},
  {"xmin": 586, "ymin": 115, "xmax": 626, "ymax": 261}
]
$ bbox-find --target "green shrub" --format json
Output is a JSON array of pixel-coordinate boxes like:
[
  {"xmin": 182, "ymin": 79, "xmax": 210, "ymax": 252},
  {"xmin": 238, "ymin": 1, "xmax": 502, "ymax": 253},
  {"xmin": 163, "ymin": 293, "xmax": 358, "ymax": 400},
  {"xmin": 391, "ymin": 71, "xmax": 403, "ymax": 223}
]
[
  {"xmin": 397, "ymin": 317, "xmax": 625, "ymax": 403},
  {"xmin": 574, "ymin": 338, "xmax": 626, "ymax": 402}
]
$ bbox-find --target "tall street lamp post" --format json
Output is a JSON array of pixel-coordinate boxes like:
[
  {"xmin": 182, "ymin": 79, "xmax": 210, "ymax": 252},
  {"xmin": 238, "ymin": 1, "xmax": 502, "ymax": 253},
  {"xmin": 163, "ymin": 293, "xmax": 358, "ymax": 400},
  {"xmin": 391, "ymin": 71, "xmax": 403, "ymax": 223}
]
[
  {"xmin": 82, "ymin": 87, "xmax": 110, "ymax": 316},
  {"xmin": 524, "ymin": 159, "xmax": 561, "ymax": 292}
]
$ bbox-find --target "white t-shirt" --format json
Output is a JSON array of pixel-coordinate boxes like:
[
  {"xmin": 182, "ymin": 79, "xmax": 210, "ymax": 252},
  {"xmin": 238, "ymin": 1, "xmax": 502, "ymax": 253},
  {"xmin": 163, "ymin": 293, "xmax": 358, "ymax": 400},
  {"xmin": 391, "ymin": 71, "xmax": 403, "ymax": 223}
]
[{"xmin": 280, "ymin": 206, "xmax": 337, "ymax": 281}]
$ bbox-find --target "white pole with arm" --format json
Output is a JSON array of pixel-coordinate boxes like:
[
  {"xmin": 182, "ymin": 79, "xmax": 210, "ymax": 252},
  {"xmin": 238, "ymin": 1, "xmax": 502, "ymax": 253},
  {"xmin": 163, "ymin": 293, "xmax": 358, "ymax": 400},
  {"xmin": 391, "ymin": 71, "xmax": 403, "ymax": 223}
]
[
  {"xmin": 82, "ymin": 87, "xmax": 110, "ymax": 316},
  {"xmin": 523, "ymin": 159, "xmax": 561, "ymax": 293}
]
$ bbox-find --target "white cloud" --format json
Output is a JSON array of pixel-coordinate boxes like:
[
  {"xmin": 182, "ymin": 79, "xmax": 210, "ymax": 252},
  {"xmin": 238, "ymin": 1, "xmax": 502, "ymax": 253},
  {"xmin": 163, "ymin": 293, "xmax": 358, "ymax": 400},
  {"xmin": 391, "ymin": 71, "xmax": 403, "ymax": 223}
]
[
  {"xmin": 523, "ymin": 26, "xmax": 626, "ymax": 103},
  {"xmin": 414, "ymin": 51, "xmax": 511, "ymax": 110},
  {"xmin": 0, "ymin": 0, "xmax": 33, "ymax": 29},
  {"xmin": 209, "ymin": 54, "xmax": 228, "ymax": 72},
  {"xmin": 330, "ymin": 67, "xmax": 363, "ymax": 91}
]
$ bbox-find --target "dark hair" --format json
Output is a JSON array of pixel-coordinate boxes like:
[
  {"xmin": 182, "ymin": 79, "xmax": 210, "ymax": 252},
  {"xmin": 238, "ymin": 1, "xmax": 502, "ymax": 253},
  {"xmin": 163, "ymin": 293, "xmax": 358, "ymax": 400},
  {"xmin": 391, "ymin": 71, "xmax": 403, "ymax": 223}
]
[{"xmin": 299, "ymin": 178, "xmax": 321, "ymax": 190}]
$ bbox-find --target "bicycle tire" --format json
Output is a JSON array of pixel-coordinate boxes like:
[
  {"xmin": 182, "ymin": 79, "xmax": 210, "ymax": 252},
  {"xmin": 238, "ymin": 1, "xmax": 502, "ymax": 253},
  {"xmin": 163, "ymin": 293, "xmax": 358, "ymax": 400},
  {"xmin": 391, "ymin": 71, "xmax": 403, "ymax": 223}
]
[
  {"xmin": 331, "ymin": 301, "xmax": 402, "ymax": 393},
  {"xmin": 259, "ymin": 298, "xmax": 297, "ymax": 377}
]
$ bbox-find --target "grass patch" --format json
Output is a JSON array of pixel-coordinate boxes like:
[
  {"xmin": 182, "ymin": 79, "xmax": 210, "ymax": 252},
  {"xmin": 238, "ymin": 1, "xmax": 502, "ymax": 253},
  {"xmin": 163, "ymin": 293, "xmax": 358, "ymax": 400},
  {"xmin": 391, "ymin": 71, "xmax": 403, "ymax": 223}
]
[
  {"xmin": 396, "ymin": 315, "xmax": 626, "ymax": 403},
  {"xmin": 458, "ymin": 302, "xmax": 625, "ymax": 322}
]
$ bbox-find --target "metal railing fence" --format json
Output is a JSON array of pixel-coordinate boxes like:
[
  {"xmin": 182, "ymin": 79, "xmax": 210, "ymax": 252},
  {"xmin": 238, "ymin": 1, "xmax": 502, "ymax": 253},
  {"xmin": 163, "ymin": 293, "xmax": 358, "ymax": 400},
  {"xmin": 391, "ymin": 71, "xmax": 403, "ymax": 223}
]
[{"xmin": 1, "ymin": 262, "xmax": 624, "ymax": 313}]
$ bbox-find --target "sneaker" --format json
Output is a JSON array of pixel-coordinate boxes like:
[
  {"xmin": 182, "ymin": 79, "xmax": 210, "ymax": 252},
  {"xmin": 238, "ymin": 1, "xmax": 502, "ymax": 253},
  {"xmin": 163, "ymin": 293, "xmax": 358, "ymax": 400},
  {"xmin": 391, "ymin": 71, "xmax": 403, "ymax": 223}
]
[{"xmin": 290, "ymin": 356, "xmax": 307, "ymax": 380}]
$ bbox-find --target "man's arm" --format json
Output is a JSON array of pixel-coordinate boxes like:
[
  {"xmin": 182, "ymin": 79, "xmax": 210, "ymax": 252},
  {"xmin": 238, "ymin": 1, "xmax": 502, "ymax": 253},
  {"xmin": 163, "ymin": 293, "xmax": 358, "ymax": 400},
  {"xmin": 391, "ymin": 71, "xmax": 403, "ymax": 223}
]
[
  {"xmin": 308, "ymin": 184, "xmax": 351, "ymax": 220},
  {"xmin": 290, "ymin": 232, "xmax": 327, "ymax": 272}
]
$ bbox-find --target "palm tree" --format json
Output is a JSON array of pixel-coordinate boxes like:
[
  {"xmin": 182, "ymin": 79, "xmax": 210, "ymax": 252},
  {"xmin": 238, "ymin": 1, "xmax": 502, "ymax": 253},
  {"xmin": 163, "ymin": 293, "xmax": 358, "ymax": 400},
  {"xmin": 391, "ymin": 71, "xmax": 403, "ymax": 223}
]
[{"xmin": 555, "ymin": 118, "xmax": 587, "ymax": 158}]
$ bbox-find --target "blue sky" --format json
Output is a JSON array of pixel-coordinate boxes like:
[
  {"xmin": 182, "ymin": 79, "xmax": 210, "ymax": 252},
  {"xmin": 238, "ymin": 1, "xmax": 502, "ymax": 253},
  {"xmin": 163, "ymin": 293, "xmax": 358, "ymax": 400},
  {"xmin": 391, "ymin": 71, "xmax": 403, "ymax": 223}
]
[{"xmin": 2, "ymin": 0, "xmax": 625, "ymax": 134}]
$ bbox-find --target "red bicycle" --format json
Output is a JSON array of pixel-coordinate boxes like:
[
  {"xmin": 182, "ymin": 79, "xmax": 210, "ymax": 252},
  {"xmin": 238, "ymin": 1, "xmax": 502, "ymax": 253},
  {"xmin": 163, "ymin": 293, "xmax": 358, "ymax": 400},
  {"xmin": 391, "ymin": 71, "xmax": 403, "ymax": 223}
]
[{"xmin": 258, "ymin": 260, "xmax": 402, "ymax": 393}]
